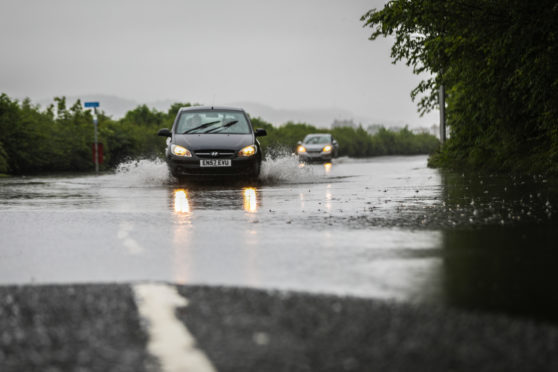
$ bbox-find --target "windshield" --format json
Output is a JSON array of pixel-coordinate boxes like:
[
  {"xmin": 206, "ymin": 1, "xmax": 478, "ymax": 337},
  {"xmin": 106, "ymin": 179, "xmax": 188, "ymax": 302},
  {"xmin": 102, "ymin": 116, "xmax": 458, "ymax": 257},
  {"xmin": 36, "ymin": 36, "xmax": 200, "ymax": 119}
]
[
  {"xmin": 303, "ymin": 135, "xmax": 331, "ymax": 144},
  {"xmin": 175, "ymin": 110, "xmax": 251, "ymax": 134}
]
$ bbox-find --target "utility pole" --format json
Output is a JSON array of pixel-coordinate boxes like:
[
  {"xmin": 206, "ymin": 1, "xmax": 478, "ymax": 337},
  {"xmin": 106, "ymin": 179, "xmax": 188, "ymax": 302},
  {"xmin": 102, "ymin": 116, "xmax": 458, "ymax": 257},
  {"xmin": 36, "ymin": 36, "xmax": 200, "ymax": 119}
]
[
  {"xmin": 84, "ymin": 101, "xmax": 100, "ymax": 174},
  {"xmin": 93, "ymin": 109, "xmax": 99, "ymax": 174}
]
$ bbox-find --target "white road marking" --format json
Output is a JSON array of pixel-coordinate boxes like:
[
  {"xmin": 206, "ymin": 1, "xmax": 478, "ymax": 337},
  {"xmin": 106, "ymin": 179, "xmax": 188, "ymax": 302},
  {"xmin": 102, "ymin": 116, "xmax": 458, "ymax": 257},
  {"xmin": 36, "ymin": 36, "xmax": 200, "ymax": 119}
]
[
  {"xmin": 118, "ymin": 222, "xmax": 144, "ymax": 255},
  {"xmin": 133, "ymin": 283, "xmax": 217, "ymax": 372}
]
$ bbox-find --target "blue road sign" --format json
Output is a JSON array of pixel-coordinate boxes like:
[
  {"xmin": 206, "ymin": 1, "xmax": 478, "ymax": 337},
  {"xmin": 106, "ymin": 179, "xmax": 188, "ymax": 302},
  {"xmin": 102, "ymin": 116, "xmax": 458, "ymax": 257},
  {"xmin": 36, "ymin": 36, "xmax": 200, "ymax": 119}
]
[{"xmin": 84, "ymin": 101, "xmax": 100, "ymax": 108}]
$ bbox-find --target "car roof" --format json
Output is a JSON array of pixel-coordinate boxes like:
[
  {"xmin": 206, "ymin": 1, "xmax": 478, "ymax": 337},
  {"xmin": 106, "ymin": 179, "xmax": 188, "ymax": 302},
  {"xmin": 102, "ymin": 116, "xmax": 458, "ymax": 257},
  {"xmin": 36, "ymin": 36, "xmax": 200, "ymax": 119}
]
[
  {"xmin": 177, "ymin": 106, "xmax": 245, "ymax": 113},
  {"xmin": 305, "ymin": 133, "xmax": 330, "ymax": 137}
]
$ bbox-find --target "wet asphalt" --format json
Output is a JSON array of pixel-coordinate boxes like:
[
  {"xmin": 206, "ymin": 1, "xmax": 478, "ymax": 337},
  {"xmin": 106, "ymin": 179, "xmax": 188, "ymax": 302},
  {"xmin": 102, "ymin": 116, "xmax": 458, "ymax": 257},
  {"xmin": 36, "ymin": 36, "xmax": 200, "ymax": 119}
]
[
  {"xmin": 0, "ymin": 284, "xmax": 151, "ymax": 372},
  {"xmin": 2, "ymin": 156, "xmax": 558, "ymax": 370},
  {"xmin": 1, "ymin": 283, "xmax": 557, "ymax": 372}
]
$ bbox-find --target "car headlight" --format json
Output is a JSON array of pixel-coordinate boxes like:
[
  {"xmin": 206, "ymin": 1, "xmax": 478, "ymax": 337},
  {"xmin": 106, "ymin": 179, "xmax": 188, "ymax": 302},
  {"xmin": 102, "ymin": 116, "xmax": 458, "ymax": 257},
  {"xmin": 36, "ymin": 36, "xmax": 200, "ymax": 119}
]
[
  {"xmin": 297, "ymin": 145, "xmax": 307, "ymax": 154},
  {"xmin": 322, "ymin": 145, "xmax": 332, "ymax": 153},
  {"xmin": 238, "ymin": 145, "xmax": 257, "ymax": 157},
  {"xmin": 171, "ymin": 144, "xmax": 192, "ymax": 157}
]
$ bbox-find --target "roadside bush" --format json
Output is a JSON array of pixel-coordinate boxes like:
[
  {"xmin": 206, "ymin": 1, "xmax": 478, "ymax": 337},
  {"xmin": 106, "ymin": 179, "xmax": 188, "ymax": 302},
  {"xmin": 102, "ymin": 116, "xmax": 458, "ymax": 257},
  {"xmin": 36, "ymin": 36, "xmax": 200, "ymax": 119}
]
[
  {"xmin": 0, "ymin": 142, "xmax": 8, "ymax": 173},
  {"xmin": 0, "ymin": 94, "xmax": 440, "ymax": 174},
  {"xmin": 256, "ymin": 118, "xmax": 439, "ymax": 159}
]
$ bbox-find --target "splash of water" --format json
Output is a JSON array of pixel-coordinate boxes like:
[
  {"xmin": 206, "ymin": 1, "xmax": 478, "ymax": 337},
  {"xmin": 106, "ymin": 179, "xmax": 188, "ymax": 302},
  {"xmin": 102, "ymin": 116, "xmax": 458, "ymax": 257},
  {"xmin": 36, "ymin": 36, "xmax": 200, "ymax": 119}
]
[
  {"xmin": 110, "ymin": 159, "xmax": 171, "ymax": 186},
  {"xmin": 260, "ymin": 154, "xmax": 329, "ymax": 185},
  {"xmin": 108, "ymin": 154, "xmax": 331, "ymax": 187}
]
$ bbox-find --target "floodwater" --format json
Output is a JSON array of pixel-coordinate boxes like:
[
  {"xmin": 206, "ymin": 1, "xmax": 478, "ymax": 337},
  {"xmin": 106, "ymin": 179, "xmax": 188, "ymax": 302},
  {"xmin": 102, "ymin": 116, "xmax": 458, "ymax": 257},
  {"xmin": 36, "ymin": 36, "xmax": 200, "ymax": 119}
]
[{"xmin": 1, "ymin": 155, "xmax": 557, "ymax": 323}]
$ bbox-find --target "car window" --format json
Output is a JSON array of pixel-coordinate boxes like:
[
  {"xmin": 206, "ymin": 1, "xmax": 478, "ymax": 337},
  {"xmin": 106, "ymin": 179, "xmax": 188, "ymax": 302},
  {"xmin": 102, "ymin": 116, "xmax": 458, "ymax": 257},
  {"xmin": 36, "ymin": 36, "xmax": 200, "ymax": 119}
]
[
  {"xmin": 175, "ymin": 111, "xmax": 251, "ymax": 134},
  {"xmin": 303, "ymin": 135, "xmax": 330, "ymax": 144}
]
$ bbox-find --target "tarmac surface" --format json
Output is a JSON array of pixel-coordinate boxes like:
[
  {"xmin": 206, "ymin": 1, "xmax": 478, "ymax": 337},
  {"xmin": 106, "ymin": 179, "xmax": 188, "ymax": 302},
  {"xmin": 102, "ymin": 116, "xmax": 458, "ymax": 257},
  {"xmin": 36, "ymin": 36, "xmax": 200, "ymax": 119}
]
[
  {"xmin": 2, "ymin": 156, "xmax": 558, "ymax": 371},
  {"xmin": 1, "ymin": 283, "xmax": 558, "ymax": 372}
]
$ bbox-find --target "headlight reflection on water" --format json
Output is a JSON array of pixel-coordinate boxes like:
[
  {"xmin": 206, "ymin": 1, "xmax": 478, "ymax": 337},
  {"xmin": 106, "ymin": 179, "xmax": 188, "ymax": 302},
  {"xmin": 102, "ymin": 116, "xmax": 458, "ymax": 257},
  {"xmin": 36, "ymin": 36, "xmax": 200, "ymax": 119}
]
[
  {"xmin": 174, "ymin": 189, "xmax": 191, "ymax": 214},
  {"xmin": 173, "ymin": 188, "xmax": 257, "ymax": 214},
  {"xmin": 243, "ymin": 187, "xmax": 258, "ymax": 213},
  {"xmin": 324, "ymin": 162, "xmax": 332, "ymax": 174}
]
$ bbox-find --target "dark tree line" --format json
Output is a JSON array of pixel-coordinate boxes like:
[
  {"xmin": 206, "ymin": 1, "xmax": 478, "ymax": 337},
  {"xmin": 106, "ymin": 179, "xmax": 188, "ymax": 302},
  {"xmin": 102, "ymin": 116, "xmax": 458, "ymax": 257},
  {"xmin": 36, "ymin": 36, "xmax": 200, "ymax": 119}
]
[
  {"xmin": 0, "ymin": 94, "xmax": 186, "ymax": 174},
  {"xmin": 0, "ymin": 93, "xmax": 438, "ymax": 175},
  {"xmin": 252, "ymin": 118, "xmax": 439, "ymax": 158},
  {"xmin": 362, "ymin": 0, "xmax": 558, "ymax": 174}
]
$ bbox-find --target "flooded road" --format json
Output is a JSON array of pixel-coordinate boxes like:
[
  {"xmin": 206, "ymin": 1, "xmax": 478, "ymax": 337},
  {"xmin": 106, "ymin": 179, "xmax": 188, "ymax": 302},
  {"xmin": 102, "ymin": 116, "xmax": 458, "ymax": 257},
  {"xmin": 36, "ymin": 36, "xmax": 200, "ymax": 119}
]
[{"xmin": 1, "ymin": 155, "xmax": 557, "ymax": 323}]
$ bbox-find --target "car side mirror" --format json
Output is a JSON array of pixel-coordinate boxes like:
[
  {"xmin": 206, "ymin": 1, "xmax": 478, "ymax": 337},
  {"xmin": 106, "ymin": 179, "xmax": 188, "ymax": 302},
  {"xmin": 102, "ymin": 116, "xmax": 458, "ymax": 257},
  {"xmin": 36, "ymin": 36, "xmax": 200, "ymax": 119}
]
[
  {"xmin": 158, "ymin": 128, "xmax": 172, "ymax": 137},
  {"xmin": 255, "ymin": 128, "xmax": 267, "ymax": 137}
]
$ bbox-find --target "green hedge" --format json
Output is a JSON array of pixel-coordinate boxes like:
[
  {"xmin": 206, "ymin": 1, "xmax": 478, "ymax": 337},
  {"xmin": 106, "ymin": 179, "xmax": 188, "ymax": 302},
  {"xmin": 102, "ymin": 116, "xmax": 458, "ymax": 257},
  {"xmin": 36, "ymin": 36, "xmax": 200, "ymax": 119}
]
[
  {"xmin": 0, "ymin": 93, "xmax": 439, "ymax": 174},
  {"xmin": 253, "ymin": 117, "xmax": 439, "ymax": 158}
]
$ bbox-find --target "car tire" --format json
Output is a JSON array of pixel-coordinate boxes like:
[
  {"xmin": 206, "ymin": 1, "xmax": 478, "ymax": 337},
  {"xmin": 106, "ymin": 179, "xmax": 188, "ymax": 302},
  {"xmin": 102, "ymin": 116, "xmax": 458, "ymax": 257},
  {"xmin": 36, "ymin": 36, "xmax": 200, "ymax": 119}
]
[{"xmin": 249, "ymin": 160, "xmax": 261, "ymax": 181}]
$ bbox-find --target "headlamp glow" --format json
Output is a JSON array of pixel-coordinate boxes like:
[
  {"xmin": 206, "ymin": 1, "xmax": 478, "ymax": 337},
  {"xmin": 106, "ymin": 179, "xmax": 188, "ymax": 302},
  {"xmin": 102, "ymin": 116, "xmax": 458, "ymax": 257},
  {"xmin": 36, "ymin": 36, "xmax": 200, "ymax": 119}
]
[
  {"xmin": 238, "ymin": 145, "xmax": 256, "ymax": 157},
  {"xmin": 171, "ymin": 144, "xmax": 192, "ymax": 157}
]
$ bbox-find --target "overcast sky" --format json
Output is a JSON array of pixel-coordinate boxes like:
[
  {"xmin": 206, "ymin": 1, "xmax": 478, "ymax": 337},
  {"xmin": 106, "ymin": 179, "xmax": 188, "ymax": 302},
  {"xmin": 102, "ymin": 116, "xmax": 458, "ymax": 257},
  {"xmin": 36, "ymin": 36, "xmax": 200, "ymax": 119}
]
[{"xmin": 0, "ymin": 0, "xmax": 437, "ymax": 127}]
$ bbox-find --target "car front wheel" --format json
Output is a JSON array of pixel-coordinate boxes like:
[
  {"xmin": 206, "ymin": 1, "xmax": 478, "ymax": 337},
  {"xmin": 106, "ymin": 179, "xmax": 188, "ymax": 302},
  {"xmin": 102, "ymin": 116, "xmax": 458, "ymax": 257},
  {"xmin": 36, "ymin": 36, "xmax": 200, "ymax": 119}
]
[{"xmin": 249, "ymin": 160, "xmax": 261, "ymax": 180}]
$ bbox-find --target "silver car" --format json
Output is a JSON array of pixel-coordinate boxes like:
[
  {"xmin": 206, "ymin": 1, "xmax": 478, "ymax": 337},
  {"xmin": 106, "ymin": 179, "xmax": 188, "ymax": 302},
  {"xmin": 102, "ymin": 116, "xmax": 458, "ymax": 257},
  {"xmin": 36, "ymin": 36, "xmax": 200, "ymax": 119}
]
[{"xmin": 297, "ymin": 133, "xmax": 339, "ymax": 162}]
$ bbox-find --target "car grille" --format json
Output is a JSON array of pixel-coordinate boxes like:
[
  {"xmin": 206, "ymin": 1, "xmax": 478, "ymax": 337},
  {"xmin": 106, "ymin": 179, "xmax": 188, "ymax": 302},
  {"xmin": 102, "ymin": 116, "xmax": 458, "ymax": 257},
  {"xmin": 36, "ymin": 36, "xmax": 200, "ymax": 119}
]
[{"xmin": 194, "ymin": 150, "xmax": 236, "ymax": 159}]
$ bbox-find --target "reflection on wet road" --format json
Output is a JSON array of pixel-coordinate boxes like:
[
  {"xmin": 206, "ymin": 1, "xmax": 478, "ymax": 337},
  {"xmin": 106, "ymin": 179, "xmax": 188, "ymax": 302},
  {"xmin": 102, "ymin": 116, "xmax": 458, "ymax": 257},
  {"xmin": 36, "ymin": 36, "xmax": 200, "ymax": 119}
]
[
  {"xmin": 242, "ymin": 187, "xmax": 258, "ymax": 213},
  {"xmin": 1, "ymin": 155, "xmax": 557, "ymax": 322},
  {"xmin": 174, "ymin": 189, "xmax": 191, "ymax": 214}
]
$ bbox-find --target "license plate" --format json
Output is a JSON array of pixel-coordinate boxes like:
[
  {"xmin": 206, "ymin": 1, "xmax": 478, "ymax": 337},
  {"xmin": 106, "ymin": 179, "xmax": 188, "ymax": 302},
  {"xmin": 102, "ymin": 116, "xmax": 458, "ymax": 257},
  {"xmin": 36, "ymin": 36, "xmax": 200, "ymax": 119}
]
[{"xmin": 200, "ymin": 159, "xmax": 231, "ymax": 167}]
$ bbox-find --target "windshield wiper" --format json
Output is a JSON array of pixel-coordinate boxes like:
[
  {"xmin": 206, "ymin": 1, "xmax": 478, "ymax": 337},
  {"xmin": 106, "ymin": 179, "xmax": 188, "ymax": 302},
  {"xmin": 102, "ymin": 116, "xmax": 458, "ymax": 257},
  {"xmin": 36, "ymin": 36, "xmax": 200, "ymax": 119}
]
[
  {"xmin": 205, "ymin": 120, "xmax": 239, "ymax": 134},
  {"xmin": 182, "ymin": 120, "xmax": 221, "ymax": 134}
]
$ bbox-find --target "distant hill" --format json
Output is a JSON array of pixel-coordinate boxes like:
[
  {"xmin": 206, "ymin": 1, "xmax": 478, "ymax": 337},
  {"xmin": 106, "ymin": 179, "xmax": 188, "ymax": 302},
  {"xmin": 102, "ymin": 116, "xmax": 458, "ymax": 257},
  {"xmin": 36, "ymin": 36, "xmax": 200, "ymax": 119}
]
[
  {"xmin": 35, "ymin": 94, "xmax": 411, "ymax": 129},
  {"xmin": 227, "ymin": 101, "xmax": 356, "ymax": 128},
  {"xmin": 224, "ymin": 101, "xmax": 410, "ymax": 129}
]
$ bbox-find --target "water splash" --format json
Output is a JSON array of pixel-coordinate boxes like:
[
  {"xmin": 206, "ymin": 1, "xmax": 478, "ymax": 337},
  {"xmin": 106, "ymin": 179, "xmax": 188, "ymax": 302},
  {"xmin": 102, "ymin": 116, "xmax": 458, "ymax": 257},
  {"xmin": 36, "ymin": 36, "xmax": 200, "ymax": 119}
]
[
  {"xmin": 110, "ymin": 159, "xmax": 171, "ymax": 186},
  {"xmin": 260, "ymin": 154, "xmax": 330, "ymax": 185},
  {"xmin": 107, "ymin": 154, "xmax": 333, "ymax": 187}
]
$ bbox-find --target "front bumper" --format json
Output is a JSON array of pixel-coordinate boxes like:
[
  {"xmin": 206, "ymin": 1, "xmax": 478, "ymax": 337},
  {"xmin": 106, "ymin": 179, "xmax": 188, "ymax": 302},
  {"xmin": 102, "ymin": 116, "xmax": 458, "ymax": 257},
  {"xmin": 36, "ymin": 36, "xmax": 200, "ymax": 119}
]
[
  {"xmin": 167, "ymin": 155, "xmax": 259, "ymax": 177},
  {"xmin": 298, "ymin": 152, "xmax": 332, "ymax": 162}
]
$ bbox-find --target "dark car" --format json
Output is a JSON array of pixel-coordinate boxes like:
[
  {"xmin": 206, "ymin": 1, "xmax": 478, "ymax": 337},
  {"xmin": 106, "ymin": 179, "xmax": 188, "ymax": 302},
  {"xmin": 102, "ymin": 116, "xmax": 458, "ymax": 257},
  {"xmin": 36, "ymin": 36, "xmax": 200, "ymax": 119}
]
[
  {"xmin": 158, "ymin": 106, "xmax": 267, "ymax": 180},
  {"xmin": 297, "ymin": 133, "xmax": 339, "ymax": 162}
]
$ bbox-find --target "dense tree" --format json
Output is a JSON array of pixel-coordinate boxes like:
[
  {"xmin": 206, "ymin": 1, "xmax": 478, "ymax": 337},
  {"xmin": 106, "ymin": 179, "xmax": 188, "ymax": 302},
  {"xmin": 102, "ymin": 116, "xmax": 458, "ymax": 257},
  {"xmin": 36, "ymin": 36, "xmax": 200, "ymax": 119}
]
[
  {"xmin": 255, "ymin": 116, "xmax": 438, "ymax": 159},
  {"xmin": 362, "ymin": 0, "xmax": 558, "ymax": 174},
  {"xmin": 0, "ymin": 143, "xmax": 7, "ymax": 174},
  {"xmin": 0, "ymin": 95, "xmax": 170, "ymax": 173},
  {"xmin": 166, "ymin": 102, "xmax": 193, "ymax": 121},
  {"xmin": 0, "ymin": 94, "xmax": 439, "ymax": 175}
]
